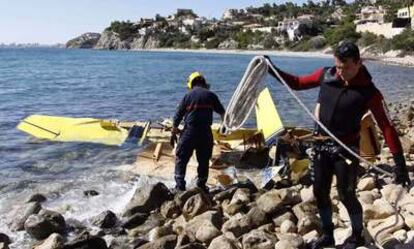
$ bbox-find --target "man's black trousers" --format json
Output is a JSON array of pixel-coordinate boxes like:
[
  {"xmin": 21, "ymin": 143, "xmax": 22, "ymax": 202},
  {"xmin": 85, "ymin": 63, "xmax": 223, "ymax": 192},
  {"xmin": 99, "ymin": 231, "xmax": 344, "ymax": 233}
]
[
  {"xmin": 174, "ymin": 127, "xmax": 213, "ymax": 189},
  {"xmin": 312, "ymin": 148, "xmax": 363, "ymax": 234}
]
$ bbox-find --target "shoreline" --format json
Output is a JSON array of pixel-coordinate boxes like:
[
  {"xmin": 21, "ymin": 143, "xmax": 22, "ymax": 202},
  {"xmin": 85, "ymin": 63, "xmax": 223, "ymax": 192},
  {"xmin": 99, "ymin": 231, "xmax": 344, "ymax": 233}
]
[{"xmin": 130, "ymin": 47, "xmax": 414, "ymax": 68}]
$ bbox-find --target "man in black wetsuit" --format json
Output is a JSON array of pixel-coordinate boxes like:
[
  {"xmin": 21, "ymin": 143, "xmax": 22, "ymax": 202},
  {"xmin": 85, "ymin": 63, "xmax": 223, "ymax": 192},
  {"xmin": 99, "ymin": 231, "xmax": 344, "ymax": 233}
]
[
  {"xmin": 172, "ymin": 72, "xmax": 225, "ymax": 193},
  {"xmin": 267, "ymin": 42, "xmax": 411, "ymax": 249}
]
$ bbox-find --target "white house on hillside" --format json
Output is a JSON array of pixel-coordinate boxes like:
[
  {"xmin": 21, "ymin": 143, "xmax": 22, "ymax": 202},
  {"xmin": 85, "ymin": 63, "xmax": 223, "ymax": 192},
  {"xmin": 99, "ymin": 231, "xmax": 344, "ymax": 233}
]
[
  {"xmin": 397, "ymin": 5, "xmax": 414, "ymax": 29},
  {"xmin": 355, "ymin": 6, "xmax": 385, "ymax": 24},
  {"xmin": 277, "ymin": 15, "xmax": 314, "ymax": 41}
]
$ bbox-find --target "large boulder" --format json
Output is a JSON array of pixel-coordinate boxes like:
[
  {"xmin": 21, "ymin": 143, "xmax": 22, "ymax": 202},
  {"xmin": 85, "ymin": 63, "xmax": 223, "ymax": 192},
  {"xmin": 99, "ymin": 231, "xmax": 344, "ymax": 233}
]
[
  {"xmin": 91, "ymin": 210, "xmax": 117, "ymax": 229},
  {"xmin": 128, "ymin": 213, "xmax": 165, "ymax": 237},
  {"xmin": 66, "ymin": 33, "xmax": 101, "ymax": 49},
  {"xmin": 9, "ymin": 201, "xmax": 42, "ymax": 231},
  {"xmin": 121, "ymin": 213, "xmax": 149, "ymax": 230},
  {"xmin": 222, "ymin": 207, "xmax": 267, "ymax": 238},
  {"xmin": 185, "ymin": 210, "xmax": 223, "ymax": 241},
  {"xmin": 64, "ymin": 232, "xmax": 108, "ymax": 249},
  {"xmin": 124, "ymin": 182, "xmax": 172, "ymax": 217},
  {"xmin": 25, "ymin": 215, "xmax": 60, "ymax": 240}
]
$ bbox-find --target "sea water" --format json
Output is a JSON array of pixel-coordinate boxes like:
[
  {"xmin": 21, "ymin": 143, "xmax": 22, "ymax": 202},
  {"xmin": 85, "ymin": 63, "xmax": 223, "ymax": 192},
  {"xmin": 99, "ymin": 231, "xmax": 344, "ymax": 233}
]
[{"xmin": 0, "ymin": 48, "xmax": 413, "ymax": 247}]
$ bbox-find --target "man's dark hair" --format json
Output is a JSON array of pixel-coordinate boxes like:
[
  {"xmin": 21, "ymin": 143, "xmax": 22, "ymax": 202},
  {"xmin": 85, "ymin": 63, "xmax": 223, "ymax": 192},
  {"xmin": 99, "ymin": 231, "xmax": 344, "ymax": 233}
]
[
  {"xmin": 192, "ymin": 76, "xmax": 207, "ymax": 88},
  {"xmin": 334, "ymin": 41, "xmax": 360, "ymax": 62}
]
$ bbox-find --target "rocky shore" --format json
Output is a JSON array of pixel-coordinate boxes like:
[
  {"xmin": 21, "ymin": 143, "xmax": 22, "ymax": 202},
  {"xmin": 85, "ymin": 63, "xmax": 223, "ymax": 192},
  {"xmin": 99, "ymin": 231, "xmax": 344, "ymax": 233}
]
[{"xmin": 1, "ymin": 100, "xmax": 414, "ymax": 249}]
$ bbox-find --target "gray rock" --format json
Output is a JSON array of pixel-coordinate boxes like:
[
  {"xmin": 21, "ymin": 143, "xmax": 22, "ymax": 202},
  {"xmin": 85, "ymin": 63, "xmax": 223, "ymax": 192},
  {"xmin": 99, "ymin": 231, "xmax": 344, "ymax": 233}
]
[
  {"xmin": 64, "ymin": 232, "xmax": 108, "ymax": 248},
  {"xmin": 292, "ymin": 202, "xmax": 318, "ymax": 221},
  {"xmin": 207, "ymin": 235, "xmax": 239, "ymax": 249},
  {"xmin": 241, "ymin": 229, "xmax": 277, "ymax": 249},
  {"xmin": 213, "ymin": 187, "xmax": 237, "ymax": 203},
  {"xmin": 122, "ymin": 212, "xmax": 149, "ymax": 230},
  {"xmin": 222, "ymin": 207, "xmax": 267, "ymax": 237},
  {"xmin": 357, "ymin": 177, "xmax": 376, "ymax": 191},
  {"xmin": 276, "ymin": 233, "xmax": 304, "ymax": 248},
  {"xmin": 124, "ymin": 182, "xmax": 172, "ymax": 217},
  {"xmin": 175, "ymin": 188, "xmax": 202, "ymax": 208},
  {"xmin": 257, "ymin": 188, "xmax": 300, "ymax": 214},
  {"xmin": 143, "ymin": 36, "xmax": 161, "ymax": 49},
  {"xmin": 280, "ymin": 220, "xmax": 297, "ymax": 234},
  {"xmin": 33, "ymin": 233, "xmax": 64, "ymax": 249},
  {"xmin": 367, "ymin": 214, "xmax": 405, "ymax": 245},
  {"xmin": 185, "ymin": 210, "xmax": 223, "ymax": 240},
  {"xmin": 148, "ymin": 225, "xmax": 174, "ymax": 242},
  {"xmin": 66, "ymin": 33, "xmax": 101, "ymax": 49},
  {"xmin": 195, "ymin": 220, "xmax": 222, "ymax": 244},
  {"xmin": 27, "ymin": 193, "xmax": 47, "ymax": 203},
  {"xmin": 297, "ymin": 216, "xmax": 321, "ymax": 235},
  {"xmin": 274, "ymin": 240, "xmax": 297, "ymax": 249},
  {"xmin": 272, "ymin": 211, "xmax": 297, "ymax": 227},
  {"xmin": 91, "ymin": 210, "xmax": 117, "ymax": 229},
  {"xmin": 9, "ymin": 201, "xmax": 42, "ymax": 231},
  {"xmin": 218, "ymin": 39, "xmax": 239, "ymax": 50},
  {"xmin": 128, "ymin": 213, "xmax": 165, "ymax": 237},
  {"xmin": 94, "ymin": 31, "xmax": 130, "ymax": 50},
  {"xmin": 137, "ymin": 235, "xmax": 177, "ymax": 249},
  {"xmin": 24, "ymin": 214, "xmax": 62, "ymax": 240},
  {"xmin": 38, "ymin": 209, "xmax": 66, "ymax": 233},
  {"xmin": 161, "ymin": 200, "xmax": 181, "ymax": 219},
  {"xmin": 176, "ymin": 243, "xmax": 206, "ymax": 249},
  {"xmin": 182, "ymin": 193, "xmax": 211, "ymax": 220}
]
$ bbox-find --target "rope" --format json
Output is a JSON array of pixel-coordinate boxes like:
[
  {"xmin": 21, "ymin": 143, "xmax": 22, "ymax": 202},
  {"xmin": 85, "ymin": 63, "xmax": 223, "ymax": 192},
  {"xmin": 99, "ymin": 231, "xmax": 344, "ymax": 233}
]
[{"xmin": 223, "ymin": 56, "xmax": 267, "ymax": 132}]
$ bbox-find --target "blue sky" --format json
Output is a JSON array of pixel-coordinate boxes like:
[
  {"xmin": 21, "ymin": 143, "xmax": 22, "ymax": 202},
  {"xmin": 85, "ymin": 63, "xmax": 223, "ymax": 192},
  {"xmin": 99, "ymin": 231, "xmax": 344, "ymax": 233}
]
[{"xmin": 0, "ymin": 0, "xmax": 311, "ymax": 44}]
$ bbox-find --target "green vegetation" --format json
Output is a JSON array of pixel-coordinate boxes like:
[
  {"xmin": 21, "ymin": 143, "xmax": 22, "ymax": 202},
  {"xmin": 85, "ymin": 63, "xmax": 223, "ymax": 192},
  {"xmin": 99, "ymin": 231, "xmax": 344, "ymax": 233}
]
[
  {"xmin": 105, "ymin": 21, "xmax": 138, "ymax": 41},
  {"xmin": 392, "ymin": 28, "xmax": 414, "ymax": 52}
]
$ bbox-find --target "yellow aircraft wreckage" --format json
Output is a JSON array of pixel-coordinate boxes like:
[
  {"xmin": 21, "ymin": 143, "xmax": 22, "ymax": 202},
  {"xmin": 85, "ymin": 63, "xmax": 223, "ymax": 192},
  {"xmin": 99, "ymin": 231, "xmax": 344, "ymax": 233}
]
[{"xmin": 17, "ymin": 87, "xmax": 380, "ymax": 188}]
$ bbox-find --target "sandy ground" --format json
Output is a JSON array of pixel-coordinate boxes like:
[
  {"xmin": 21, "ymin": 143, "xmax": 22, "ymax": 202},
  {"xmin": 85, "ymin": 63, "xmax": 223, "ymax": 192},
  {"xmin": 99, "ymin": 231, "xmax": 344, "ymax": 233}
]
[{"xmin": 132, "ymin": 48, "xmax": 414, "ymax": 67}]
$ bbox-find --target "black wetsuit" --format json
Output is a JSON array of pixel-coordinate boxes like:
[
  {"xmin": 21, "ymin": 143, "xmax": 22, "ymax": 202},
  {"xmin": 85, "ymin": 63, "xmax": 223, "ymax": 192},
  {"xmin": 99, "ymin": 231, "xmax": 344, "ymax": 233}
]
[
  {"xmin": 271, "ymin": 65, "xmax": 405, "ymax": 238},
  {"xmin": 173, "ymin": 86, "xmax": 225, "ymax": 189}
]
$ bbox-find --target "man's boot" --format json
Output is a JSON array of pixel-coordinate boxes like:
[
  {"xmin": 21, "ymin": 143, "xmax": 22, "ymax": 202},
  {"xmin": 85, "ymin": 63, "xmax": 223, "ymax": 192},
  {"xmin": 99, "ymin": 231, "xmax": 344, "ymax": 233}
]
[
  {"xmin": 341, "ymin": 231, "xmax": 365, "ymax": 249},
  {"xmin": 311, "ymin": 233, "xmax": 335, "ymax": 249}
]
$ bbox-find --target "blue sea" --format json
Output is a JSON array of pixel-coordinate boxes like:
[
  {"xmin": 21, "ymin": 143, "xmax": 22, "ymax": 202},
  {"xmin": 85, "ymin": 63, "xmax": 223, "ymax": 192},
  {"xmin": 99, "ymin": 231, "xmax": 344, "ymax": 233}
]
[{"xmin": 1, "ymin": 48, "xmax": 413, "ymax": 247}]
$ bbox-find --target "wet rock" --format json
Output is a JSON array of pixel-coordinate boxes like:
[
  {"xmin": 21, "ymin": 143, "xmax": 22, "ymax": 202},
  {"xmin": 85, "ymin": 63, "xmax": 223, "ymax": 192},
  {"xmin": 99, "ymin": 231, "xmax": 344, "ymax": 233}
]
[
  {"xmin": 9, "ymin": 201, "xmax": 42, "ymax": 231},
  {"xmin": 182, "ymin": 193, "xmax": 211, "ymax": 220},
  {"xmin": 0, "ymin": 234, "xmax": 10, "ymax": 247},
  {"xmin": 137, "ymin": 235, "xmax": 177, "ymax": 249},
  {"xmin": 160, "ymin": 200, "xmax": 181, "ymax": 219},
  {"xmin": 39, "ymin": 209, "xmax": 66, "ymax": 233},
  {"xmin": 83, "ymin": 190, "xmax": 99, "ymax": 197},
  {"xmin": 207, "ymin": 235, "xmax": 239, "ymax": 249},
  {"xmin": 65, "ymin": 218, "xmax": 87, "ymax": 234},
  {"xmin": 122, "ymin": 212, "xmax": 149, "ymax": 230},
  {"xmin": 27, "ymin": 193, "xmax": 47, "ymax": 203},
  {"xmin": 25, "ymin": 213, "xmax": 65, "ymax": 240},
  {"xmin": 63, "ymin": 231, "xmax": 108, "ymax": 249},
  {"xmin": 91, "ymin": 210, "xmax": 117, "ymax": 229},
  {"xmin": 124, "ymin": 182, "xmax": 172, "ymax": 217},
  {"xmin": 241, "ymin": 229, "xmax": 277, "ymax": 249},
  {"xmin": 128, "ymin": 213, "xmax": 165, "ymax": 237},
  {"xmin": 33, "ymin": 233, "xmax": 64, "ymax": 249}
]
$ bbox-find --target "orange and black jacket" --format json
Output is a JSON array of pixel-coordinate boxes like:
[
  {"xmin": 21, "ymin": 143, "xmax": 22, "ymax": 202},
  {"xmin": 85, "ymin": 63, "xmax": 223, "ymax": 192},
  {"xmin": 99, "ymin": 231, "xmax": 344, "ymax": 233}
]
[
  {"xmin": 173, "ymin": 86, "xmax": 225, "ymax": 130},
  {"xmin": 270, "ymin": 65, "xmax": 404, "ymax": 160}
]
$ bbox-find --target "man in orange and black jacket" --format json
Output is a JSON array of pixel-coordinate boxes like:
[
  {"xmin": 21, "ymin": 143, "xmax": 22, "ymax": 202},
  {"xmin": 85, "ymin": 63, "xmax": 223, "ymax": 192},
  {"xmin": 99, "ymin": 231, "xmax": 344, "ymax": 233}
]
[{"xmin": 267, "ymin": 41, "xmax": 410, "ymax": 249}]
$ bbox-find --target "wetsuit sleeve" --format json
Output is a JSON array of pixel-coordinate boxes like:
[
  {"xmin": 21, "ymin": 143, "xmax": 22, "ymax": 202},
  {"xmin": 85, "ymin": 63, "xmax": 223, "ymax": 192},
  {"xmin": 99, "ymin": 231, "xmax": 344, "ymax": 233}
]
[
  {"xmin": 173, "ymin": 95, "xmax": 187, "ymax": 128},
  {"xmin": 212, "ymin": 93, "xmax": 225, "ymax": 115},
  {"xmin": 269, "ymin": 67, "xmax": 324, "ymax": 90},
  {"xmin": 367, "ymin": 90, "xmax": 403, "ymax": 155}
]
